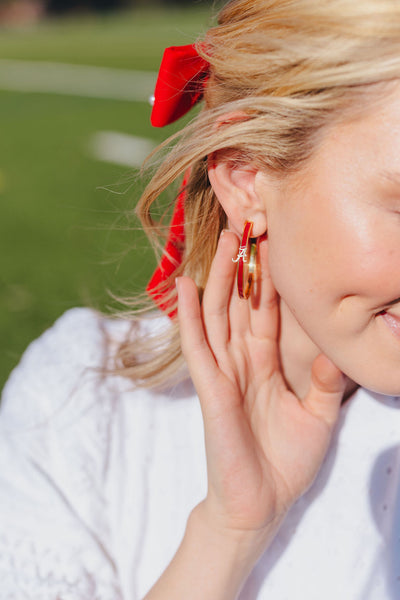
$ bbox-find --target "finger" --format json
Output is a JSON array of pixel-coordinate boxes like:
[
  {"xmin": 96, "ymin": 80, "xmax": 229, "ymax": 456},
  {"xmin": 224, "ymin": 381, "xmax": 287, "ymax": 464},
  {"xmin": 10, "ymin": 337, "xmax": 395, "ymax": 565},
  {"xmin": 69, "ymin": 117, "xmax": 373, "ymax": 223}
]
[
  {"xmin": 201, "ymin": 230, "xmax": 240, "ymax": 349},
  {"xmin": 249, "ymin": 235, "xmax": 279, "ymax": 341},
  {"xmin": 302, "ymin": 354, "xmax": 346, "ymax": 426},
  {"xmin": 176, "ymin": 276, "xmax": 222, "ymax": 394}
]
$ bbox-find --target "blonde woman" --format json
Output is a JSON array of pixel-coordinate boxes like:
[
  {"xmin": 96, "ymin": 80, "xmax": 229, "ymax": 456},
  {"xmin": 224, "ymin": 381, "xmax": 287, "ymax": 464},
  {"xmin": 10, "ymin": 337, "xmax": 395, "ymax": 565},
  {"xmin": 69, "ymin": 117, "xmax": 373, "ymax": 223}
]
[{"xmin": 1, "ymin": 1, "xmax": 400, "ymax": 598}]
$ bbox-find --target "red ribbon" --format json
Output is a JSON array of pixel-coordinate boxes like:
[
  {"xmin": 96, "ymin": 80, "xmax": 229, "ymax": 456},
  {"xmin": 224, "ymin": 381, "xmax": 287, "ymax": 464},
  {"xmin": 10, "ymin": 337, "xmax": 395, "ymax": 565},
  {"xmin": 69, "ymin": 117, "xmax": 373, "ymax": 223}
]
[
  {"xmin": 147, "ymin": 45, "xmax": 209, "ymax": 317},
  {"xmin": 146, "ymin": 173, "xmax": 188, "ymax": 319},
  {"xmin": 150, "ymin": 44, "xmax": 209, "ymax": 127}
]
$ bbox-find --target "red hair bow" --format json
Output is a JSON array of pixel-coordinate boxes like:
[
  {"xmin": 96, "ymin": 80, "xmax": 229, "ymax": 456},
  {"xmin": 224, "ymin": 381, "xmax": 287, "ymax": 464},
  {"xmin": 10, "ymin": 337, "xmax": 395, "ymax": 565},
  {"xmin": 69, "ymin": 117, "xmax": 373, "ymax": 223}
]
[{"xmin": 150, "ymin": 44, "xmax": 209, "ymax": 127}]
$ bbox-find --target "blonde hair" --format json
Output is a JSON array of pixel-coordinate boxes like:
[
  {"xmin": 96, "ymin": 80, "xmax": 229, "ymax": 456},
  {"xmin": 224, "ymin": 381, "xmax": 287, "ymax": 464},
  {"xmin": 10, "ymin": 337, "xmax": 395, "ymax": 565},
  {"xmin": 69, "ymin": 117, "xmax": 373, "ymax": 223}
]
[{"xmin": 113, "ymin": 0, "xmax": 400, "ymax": 388}]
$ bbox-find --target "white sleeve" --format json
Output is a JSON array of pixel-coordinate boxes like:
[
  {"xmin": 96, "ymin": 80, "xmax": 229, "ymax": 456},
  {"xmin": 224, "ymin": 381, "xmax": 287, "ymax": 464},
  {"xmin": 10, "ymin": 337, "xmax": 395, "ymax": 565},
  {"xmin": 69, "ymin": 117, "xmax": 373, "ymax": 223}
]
[{"xmin": 0, "ymin": 308, "xmax": 125, "ymax": 599}]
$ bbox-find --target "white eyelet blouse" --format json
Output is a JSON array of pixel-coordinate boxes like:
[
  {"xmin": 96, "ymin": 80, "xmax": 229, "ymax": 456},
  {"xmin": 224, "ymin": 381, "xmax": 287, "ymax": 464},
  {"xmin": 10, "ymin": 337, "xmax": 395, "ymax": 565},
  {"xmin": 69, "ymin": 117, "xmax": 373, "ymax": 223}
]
[{"xmin": 0, "ymin": 308, "xmax": 399, "ymax": 599}]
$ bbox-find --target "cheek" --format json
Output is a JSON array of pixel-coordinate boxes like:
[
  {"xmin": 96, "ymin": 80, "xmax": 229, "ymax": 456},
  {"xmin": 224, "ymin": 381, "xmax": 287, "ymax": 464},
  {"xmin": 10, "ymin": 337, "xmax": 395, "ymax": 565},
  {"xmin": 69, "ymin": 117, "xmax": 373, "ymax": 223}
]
[
  {"xmin": 266, "ymin": 206, "xmax": 339, "ymax": 311},
  {"xmin": 266, "ymin": 226, "xmax": 325, "ymax": 322},
  {"xmin": 328, "ymin": 214, "xmax": 400, "ymax": 304},
  {"xmin": 268, "ymin": 198, "xmax": 400, "ymax": 317}
]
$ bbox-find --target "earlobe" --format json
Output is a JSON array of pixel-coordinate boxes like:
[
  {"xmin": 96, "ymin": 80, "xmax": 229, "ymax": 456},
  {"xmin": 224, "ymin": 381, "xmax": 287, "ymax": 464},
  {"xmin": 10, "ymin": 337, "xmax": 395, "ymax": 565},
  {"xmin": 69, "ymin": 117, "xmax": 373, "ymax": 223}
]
[{"xmin": 208, "ymin": 156, "xmax": 268, "ymax": 237}]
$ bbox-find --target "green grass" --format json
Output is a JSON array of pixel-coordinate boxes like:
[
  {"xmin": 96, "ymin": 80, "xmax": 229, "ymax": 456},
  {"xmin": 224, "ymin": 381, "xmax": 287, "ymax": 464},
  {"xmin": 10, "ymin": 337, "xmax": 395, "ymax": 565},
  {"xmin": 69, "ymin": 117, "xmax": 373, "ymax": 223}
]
[
  {"xmin": 0, "ymin": 5, "xmax": 214, "ymax": 390},
  {"xmin": 0, "ymin": 5, "xmax": 215, "ymax": 69}
]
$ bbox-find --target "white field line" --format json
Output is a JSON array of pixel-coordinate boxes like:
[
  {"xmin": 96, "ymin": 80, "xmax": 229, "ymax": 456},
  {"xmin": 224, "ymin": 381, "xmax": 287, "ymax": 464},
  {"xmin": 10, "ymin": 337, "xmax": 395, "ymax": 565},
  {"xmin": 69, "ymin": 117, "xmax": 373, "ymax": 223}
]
[
  {"xmin": 0, "ymin": 59, "xmax": 156, "ymax": 101},
  {"xmin": 88, "ymin": 130, "xmax": 156, "ymax": 168}
]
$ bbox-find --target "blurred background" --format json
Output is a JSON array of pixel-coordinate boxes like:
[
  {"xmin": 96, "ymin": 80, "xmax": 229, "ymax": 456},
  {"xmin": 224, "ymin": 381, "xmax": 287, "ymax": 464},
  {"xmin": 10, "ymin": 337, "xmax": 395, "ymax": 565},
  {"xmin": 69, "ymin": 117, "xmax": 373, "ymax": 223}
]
[{"xmin": 0, "ymin": 0, "xmax": 216, "ymax": 389}]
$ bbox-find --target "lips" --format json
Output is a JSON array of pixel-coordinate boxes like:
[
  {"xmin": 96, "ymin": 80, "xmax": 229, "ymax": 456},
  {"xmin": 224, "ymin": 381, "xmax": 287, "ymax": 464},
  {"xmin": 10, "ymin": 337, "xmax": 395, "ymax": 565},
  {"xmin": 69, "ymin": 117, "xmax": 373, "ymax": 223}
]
[{"xmin": 379, "ymin": 310, "xmax": 400, "ymax": 338}]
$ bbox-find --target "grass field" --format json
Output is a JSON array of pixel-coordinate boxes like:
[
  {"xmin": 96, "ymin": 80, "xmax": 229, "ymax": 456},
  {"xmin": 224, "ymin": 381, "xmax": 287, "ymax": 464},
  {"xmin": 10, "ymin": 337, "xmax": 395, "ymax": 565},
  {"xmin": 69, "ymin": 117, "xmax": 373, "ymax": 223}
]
[{"xmin": 0, "ymin": 5, "xmax": 215, "ymax": 389}]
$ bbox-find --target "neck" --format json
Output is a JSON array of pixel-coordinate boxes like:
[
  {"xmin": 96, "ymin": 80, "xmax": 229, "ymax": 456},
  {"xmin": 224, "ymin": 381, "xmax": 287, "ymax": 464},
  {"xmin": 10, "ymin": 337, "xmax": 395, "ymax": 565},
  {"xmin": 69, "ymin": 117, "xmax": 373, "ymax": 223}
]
[{"xmin": 279, "ymin": 300, "xmax": 358, "ymax": 402}]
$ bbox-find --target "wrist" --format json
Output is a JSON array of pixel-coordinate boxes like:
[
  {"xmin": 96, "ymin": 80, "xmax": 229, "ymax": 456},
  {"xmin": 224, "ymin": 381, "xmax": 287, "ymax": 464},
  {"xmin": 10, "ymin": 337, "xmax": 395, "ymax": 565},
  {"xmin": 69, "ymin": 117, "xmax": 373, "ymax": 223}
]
[
  {"xmin": 188, "ymin": 500, "xmax": 285, "ymax": 577},
  {"xmin": 144, "ymin": 501, "xmax": 287, "ymax": 600}
]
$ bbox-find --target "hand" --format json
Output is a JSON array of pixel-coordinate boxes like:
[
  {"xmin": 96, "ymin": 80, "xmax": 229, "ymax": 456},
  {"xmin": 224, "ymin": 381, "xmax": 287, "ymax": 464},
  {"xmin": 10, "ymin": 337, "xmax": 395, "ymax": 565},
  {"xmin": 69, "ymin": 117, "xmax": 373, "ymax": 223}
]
[{"xmin": 176, "ymin": 230, "xmax": 346, "ymax": 537}]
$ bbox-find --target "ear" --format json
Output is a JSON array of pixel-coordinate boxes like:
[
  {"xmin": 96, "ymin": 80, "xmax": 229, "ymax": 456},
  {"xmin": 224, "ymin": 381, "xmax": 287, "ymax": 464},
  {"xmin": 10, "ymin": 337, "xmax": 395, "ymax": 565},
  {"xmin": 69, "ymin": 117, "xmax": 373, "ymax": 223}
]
[{"xmin": 208, "ymin": 154, "xmax": 270, "ymax": 237}]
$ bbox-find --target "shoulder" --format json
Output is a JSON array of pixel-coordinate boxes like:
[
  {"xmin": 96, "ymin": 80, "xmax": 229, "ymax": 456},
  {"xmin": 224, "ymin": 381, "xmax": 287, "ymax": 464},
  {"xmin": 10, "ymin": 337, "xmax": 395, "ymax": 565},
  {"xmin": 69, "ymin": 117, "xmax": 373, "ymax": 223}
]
[
  {"xmin": 2, "ymin": 309, "xmax": 103, "ymax": 424},
  {"xmin": 0, "ymin": 307, "xmax": 170, "ymax": 527},
  {"xmin": 4, "ymin": 306, "xmax": 125, "ymax": 375},
  {"xmin": 1, "ymin": 307, "xmax": 171, "ymax": 428},
  {"xmin": 0, "ymin": 306, "xmax": 140, "ymax": 488},
  {"xmin": 0, "ymin": 306, "xmax": 197, "ymax": 493}
]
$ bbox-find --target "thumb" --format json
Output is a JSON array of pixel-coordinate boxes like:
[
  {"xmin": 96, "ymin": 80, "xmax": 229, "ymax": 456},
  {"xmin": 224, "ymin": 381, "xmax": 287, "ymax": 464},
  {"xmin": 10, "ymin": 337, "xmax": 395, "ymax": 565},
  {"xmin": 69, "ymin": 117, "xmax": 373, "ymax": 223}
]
[{"xmin": 302, "ymin": 354, "xmax": 346, "ymax": 426}]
